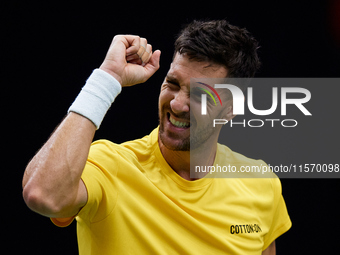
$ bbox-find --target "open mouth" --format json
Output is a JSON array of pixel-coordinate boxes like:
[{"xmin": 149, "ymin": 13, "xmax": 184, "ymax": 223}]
[{"xmin": 168, "ymin": 113, "xmax": 190, "ymax": 128}]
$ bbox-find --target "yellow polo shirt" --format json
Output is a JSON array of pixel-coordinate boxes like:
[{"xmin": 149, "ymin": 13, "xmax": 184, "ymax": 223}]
[{"xmin": 52, "ymin": 127, "xmax": 291, "ymax": 254}]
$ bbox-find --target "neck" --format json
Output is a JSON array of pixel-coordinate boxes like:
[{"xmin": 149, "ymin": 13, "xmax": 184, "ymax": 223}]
[{"xmin": 158, "ymin": 136, "xmax": 217, "ymax": 181}]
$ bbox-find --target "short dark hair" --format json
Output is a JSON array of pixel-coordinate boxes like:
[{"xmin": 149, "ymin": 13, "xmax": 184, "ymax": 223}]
[{"xmin": 174, "ymin": 20, "xmax": 261, "ymax": 78}]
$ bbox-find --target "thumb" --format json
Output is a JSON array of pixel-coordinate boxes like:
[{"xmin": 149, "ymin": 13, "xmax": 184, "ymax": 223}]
[{"xmin": 144, "ymin": 50, "xmax": 161, "ymax": 77}]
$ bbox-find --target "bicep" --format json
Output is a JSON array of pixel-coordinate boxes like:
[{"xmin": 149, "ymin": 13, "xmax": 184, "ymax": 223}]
[
  {"xmin": 262, "ymin": 241, "xmax": 276, "ymax": 255},
  {"xmin": 74, "ymin": 179, "xmax": 88, "ymax": 213},
  {"xmin": 52, "ymin": 179, "xmax": 88, "ymax": 221}
]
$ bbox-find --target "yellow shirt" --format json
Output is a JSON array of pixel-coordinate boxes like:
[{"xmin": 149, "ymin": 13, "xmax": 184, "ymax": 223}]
[{"xmin": 52, "ymin": 127, "xmax": 291, "ymax": 254}]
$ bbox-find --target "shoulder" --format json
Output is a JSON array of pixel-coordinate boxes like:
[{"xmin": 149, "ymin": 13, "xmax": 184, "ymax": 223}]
[
  {"xmin": 215, "ymin": 144, "xmax": 284, "ymax": 204},
  {"xmin": 89, "ymin": 128, "xmax": 158, "ymax": 165},
  {"xmin": 216, "ymin": 143, "xmax": 266, "ymax": 167},
  {"xmin": 214, "ymin": 143, "xmax": 277, "ymax": 179},
  {"xmin": 88, "ymin": 139, "xmax": 127, "ymax": 166}
]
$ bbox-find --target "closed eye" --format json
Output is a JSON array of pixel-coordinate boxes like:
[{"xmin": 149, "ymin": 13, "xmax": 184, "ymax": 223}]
[
  {"xmin": 165, "ymin": 81, "xmax": 179, "ymax": 90},
  {"xmin": 165, "ymin": 76, "xmax": 181, "ymax": 89}
]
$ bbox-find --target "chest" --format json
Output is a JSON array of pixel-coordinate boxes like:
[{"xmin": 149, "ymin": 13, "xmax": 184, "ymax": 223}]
[{"xmin": 111, "ymin": 175, "xmax": 272, "ymax": 254}]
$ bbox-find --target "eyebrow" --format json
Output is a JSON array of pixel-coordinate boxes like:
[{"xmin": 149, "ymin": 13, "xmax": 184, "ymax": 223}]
[{"xmin": 166, "ymin": 74, "xmax": 180, "ymax": 85}]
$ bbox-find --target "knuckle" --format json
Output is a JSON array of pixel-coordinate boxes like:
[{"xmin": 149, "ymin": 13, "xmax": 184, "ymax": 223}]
[
  {"xmin": 141, "ymin": 37, "xmax": 147, "ymax": 44},
  {"xmin": 113, "ymin": 34, "xmax": 123, "ymax": 40}
]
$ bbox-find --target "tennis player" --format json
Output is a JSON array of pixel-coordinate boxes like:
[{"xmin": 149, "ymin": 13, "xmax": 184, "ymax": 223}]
[{"xmin": 23, "ymin": 20, "xmax": 291, "ymax": 254}]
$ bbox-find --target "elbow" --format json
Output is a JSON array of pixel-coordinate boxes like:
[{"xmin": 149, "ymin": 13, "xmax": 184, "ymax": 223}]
[
  {"xmin": 22, "ymin": 163, "xmax": 66, "ymax": 217},
  {"xmin": 22, "ymin": 184, "xmax": 60, "ymax": 217},
  {"xmin": 22, "ymin": 186, "xmax": 38, "ymax": 213}
]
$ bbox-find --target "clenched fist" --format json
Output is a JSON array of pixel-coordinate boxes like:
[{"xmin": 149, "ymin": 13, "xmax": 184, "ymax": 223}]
[{"xmin": 99, "ymin": 35, "xmax": 161, "ymax": 87}]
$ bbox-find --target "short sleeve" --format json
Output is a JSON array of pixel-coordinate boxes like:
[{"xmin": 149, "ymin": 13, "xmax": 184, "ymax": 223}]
[
  {"xmin": 263, "ymin": 178, "xmax": 292, "ymax": 250},
  {"xmin": 78, "ymin": 141, "xmax": 119, "ymax": 223},
  {"xmin": 51, "ymin": 216, "xmax": 75, "ymax": 227}
]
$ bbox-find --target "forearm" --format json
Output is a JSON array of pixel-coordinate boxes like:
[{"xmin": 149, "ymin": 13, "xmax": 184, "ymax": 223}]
[
  {"xmin": 22, "ymin": 112, "xmax": 95, "ymax": 216},
  {"xmin": 22, "ymin": 35, "xmax": 160, "ymax": 218},
  {"xmin": 23, "ymin": 68, "xmax": 122, "ymax": 217}
]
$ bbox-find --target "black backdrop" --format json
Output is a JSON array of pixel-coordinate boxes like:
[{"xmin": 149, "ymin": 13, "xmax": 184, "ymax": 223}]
[{"xmin": 4, "ymin": 1, "xmax": 340, "ymax": 254}]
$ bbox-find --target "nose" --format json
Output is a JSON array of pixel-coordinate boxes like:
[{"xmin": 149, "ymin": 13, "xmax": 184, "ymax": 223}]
[{"xmin": 170, "ymin": 91, "xmax": 190, "ymax": 115}]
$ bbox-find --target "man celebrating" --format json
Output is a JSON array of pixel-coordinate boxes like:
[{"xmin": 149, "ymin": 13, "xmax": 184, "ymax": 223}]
[{"xmin": 23, "ymin": 20, "xmax": 291, "ymax": 254}]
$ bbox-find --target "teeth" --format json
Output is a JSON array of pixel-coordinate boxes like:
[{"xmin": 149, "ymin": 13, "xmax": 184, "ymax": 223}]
[{"xmin": 169, "ymin": 116, "xmax": 190, "ymax": 128}]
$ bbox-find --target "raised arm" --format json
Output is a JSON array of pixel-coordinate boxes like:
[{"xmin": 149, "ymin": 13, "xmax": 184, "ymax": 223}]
[{"xmin": 22, "ymin": 35, "xmax": 161, "ymax": 218}]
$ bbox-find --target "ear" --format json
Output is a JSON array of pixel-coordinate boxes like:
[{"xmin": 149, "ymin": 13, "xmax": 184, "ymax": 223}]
[
  {"xmin": 224, "ymin": 93, "xmax": 246, "ymax": 120},
  {"xmin": 223, "ymin": 100, "xmax": 237, "ymax": 121}
]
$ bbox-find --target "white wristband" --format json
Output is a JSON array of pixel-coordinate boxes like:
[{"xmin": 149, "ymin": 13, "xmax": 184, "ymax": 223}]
[{"xmin": 68, "ymin": 69, "xmax": 122, "ymax": 129}]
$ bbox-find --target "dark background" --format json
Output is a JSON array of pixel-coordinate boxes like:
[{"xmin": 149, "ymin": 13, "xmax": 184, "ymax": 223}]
[{"xmin": 4, "ymin": 0, "xmax": 340, "ymax": 254}]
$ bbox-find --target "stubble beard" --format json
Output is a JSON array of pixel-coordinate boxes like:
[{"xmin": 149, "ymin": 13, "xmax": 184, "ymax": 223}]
[{"xmin": 158, "ymin": 108, "xmax": 216, "ymax": 152}]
